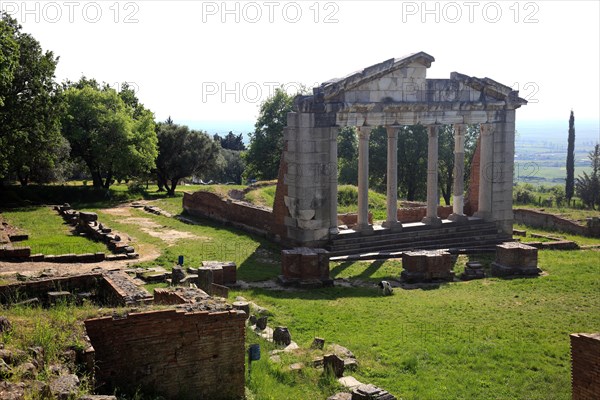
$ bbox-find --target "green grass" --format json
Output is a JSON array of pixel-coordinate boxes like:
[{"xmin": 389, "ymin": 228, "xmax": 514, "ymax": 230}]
[
  {"xmin": 95, "ymin": 207, "xmax": 281, "ymax": 282},
  {"xmin": 513, "ymin": 223, "xmax": 600, "ymax": 246},
  {"xmin": 515, "ymin": 205, "xmax": 599, "ymax": 224},
  {"xmin": 233, "ymin": 250, "xmax": 600, "ymax": 400},
  {"xmin": 1, "ymin": 207, "xmax": 108, "ymax": 255}
]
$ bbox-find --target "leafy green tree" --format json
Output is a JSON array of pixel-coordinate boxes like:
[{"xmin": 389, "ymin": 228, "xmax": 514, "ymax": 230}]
[
  {"xmin": 398, "ymin": 124, "xmax": 428, "ymax": 201},
  {"xmin": 0, "ymin": 12, "xmax": 19, "ymax": 107},
  {"xmin": 61, "ymin": 79, "xmax": 157, "ymax": 189},
  {"xmin": 0, "ymin": 13, "xmax": 63, "ymax": 185},
  {"xmin": 205, "ymin": 148, "xmax": 246, "ymax": 184},
  {"xmin": 214, "ymin": 131, "xmax": 246, "ymax": 151},
  {"xmin": 244, "ymin": 88, "xmax": 294, "ymax": 180},
  {"xmin": 337, "ymin": 126, "xmax": 358, "ymax": 185},
  {"xmin": 437, "ymin": 125, "xmax": 479, "ymax": 205},
  {"xmin": 155, "ymin": 123, "xmax": 219, "ymax": 195},
  {"xmin": 566, "ymin": 110, "xmax": 576, "ymax": 204},
  {"xmin": 576, "ymin": 144, "xmax": 600, "ymax": 209}
]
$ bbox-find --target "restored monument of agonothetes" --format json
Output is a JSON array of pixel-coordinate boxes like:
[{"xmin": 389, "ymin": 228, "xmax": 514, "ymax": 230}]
[
  {"xmin": 271, "ymin": 51, "xmax": 527, "ymax": 248},
  {"xmin": 185, "ymin": 52, "xmax": 527, "ymax": 262}
]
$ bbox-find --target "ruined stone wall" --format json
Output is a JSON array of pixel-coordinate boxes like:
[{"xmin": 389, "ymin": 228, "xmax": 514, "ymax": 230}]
[
  {"xmin": 183, "ymin": 191, "xmax": 273, "ymax": 236},
  {"xmin": 570, "ymin": 333, "xmax": 600, "ymax": 400},
  {"xmin": 396, "ymin": 205, "xmax": 453, "ymax": 223},
  {"xmin": 85, "ymin": 309, "xmax": 246, "ymax": 400},
  {"xmin": 513, "ymin": 209, "xmax": 588, "ymax": 236},
  {"xmin": 0, "ymin": 273, "xmax": 103, "ymax": 304}
]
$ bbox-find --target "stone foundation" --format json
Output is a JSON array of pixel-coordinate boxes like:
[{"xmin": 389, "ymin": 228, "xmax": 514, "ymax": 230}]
[
  {"xmin": 279, "ymin": 247, "xmax": 332, "ymax": 287},
  {"xmin": 491, "ymin": 242, "xmax": 541, "ymax": 277},
  {"xmin": 570, "ymin": 333, "xmax": 600, "ymax": 400},
  {"xmin": 84, "ymin": 308, "xmax": 246, "ymax": 400},
  {"xmin": 401, "ymin": 250, "xmax": 454, "ymax": 283}
]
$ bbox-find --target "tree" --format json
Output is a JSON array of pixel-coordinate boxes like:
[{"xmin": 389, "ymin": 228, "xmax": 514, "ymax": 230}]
[
  {"xmin": 214, "ymin": 131, "xmax": 246, "ymax": 151},
  {"xmin": 61, "ymin": 79, "xmax": 158, "ymax": 189},
  {"xmin": 155, "ymin": 123, "xmax": 219, "ymax": 195},
  {"xmin": 244, "ymin": 88, "xmax": 294, "ymax": 180},
  {"xmin": 0, "ymin": 13, "xmax": 63, "ymax": 184},
  {"xmin": 0, "ymin": 12, "xmax": 19, "ymax": 107},
  {"xmin": 398, "ymin": 125, "xmax": 428, "ymax": 201},
  {"xmin": 576, "ymin": 144, "xmax": 600, "ymax": 209},
  {"xmin": 437, "ymin": 125, "xmax": 479, "ymax": 205},
  {"xmin": 205, "ymin": 148, "xmax": 246, "ymax": 184},
  {"xmin": 337, "ymin": 126, "xmax": 358, "ymax": 185},
  {"xmin": 566, "ymin": 110, "xmax": 576, "ymax": 204},
  {"xmin": 438, "ymin": 125, "xmax": 454, "ymax": 205}
]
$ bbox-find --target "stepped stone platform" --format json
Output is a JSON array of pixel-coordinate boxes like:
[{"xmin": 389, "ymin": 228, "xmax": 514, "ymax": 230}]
[{"xmin": 328, "ymin": 218, "xmax": 511, "ymax": 260}]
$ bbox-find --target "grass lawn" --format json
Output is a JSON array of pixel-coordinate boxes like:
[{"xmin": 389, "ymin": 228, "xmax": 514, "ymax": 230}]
[
  {"xmin": 1, "ymin": 207, "xmax": 108, "ymax": 255},
  {"xmin": 236, "ymin": 250, "xmax": 600, "ymax": 400},
  {"xmin": 2, "ymin": 183, "xmax": 599, "ymax": 399}
]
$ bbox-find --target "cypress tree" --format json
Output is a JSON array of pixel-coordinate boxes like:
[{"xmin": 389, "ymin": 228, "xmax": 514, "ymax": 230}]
[{"xmin": 566, "ymin": 110, "xmax": 576, "ymax": 204}]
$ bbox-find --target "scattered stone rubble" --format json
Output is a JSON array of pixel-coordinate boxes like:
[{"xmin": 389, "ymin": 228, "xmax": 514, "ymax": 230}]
[
  {"xmin": 56, "ymin": 204, "xmax": 139, "ymax": 261},
  {"xmin": 240, "ymin": 295, "xmax": 396, "ymax": 399}
]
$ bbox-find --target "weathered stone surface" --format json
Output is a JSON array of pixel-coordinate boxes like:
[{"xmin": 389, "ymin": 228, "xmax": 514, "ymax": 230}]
[
  {"xmin": 571, "ymin": 332, "xmax": 600, "ymax": 400},
  {"xmin": 273, "ymin": 327, "xmax": 292, "ymax": 346},
  {"xmin": 324, "ymin": 354, "xmax": 345, "ymax": 378},
  {"xmin": 171, "ymin": 265, "xmax": 185, "ymax": 285},
  {"xmin": 0, "ymin": 381, "xmax": 25, "ymax": 400},
  {"xmin": 232, "ymin": 301, "xmax": 250, "ymax": 317},
  {"xmin": 311, "ymin": 337, "xmax": 325, "ymax": 350},
  {"xmin": 351, "ymin": 383, "xmax": 396, "ymax": 400},
  {"xmin": 79, "ymin": 212, "xmax": 98, "ymax": 222},
  {"xmin": 256, "ymin": 316, "xmax": 268, "ymax": 331},
  {"xmin": 49, "ymin": 374, "xmax": 80, "ymax": 399},
  {"xmin": 401, "ymin": 250, "xmax": 454, "ymax": 283},
  {"xmin": 492, "ymin": 242, "xmax": 541, "ymax": 277},
  {"xmin": 0, "ymin": 316, "xmax": 11, "ymax": 333},
  {"xmin": 279, "ymin": 247, "xmax": 331, "ymax": 286}
]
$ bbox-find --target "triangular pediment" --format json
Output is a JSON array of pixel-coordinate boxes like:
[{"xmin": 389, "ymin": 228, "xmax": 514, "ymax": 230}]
[{"xmin": 320, "ymin": 52, "xmax": 435, "ymax": 100}]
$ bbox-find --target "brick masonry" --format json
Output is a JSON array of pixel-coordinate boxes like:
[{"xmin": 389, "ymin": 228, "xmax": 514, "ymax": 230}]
[
  {"xmin": 513, "ymin": 208, "xmax": 592, "ymax": 237},
  {"xmin": 183, "ymin": 191, "xmax": 273, "ymax": 237},
  {"xmin": 570, "ymin": 333, "xmax": 600, "ymax": 400},
  {"xmin": 84, "ymin": 309, "xmax": 246, "ymax": 400}
]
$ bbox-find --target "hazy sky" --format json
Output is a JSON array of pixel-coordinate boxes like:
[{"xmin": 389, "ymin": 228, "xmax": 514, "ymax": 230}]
[{"xmin": 3, "ymin": 0, "xmax": 599, "ymax": 126}]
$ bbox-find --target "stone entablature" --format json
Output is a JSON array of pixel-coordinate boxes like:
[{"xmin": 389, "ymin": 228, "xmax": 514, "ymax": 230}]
[{"xmin": 273, "ymin": 51, "xmax": 527, "ymax": 246}]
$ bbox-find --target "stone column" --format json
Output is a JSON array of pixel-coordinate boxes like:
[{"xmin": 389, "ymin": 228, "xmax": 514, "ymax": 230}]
[
  {"xmin": 475, "ymin": 123, "xmax": 494, "ymax": 220},
  {"xmin": 357, "ymin": 126, "xmax": 373, "ymax": 233},
  {"xmin": 329, "ymin": 128, "xmax": 339, "ymax": 235},
  {"xmin": 383, "ymin": 126, "xmax": 402, "ymax": 230},
  {"xmin": 422, "ymin": 125, "xmax": 442, "ymax": 226},
  {"xmin": 449, "ymin": 124, "xmax": 469, "ymax": 223}
]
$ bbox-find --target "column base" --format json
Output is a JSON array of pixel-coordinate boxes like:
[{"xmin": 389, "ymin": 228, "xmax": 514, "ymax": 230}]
[
  {"xmin": 474, "ymin": 211, "xmax": 491, "ymax": 220},
  {"xmin": 329, "ymin": 227, "xmax": 340, "ymax": 236},
  {"xmin": 422, "ymin": 216, "xmax": 443, "ymax": 226},
  {"xmin": 448, "ymin": 213, "xmax": 469, "ymax": 224},
  {"xmin": 382, "ymin": 221, "xmax": 403, "ymax": 231},
  {"xmin": 356, "ymin": 223, "xmax": 374, "ymax": 235}
]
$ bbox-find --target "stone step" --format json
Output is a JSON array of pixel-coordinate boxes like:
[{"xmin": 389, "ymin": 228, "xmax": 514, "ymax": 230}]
[
  {"xmin": 328, "ymin": 227, "xmax": 500, "ymax": 251},
  {"xmin": 327, "ymin": 235, "xmax": 509, "ymax": 258},
  {"xmin": 330, "ymin": 221, "xmax": 498, "ymax": 245}
]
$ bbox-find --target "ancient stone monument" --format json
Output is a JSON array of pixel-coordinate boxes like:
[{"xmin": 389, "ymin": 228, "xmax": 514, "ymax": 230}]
[
  {"xmin": 491, "ymin": 242, "xmax": 541, "ymax": 276},
  {"xmin": 272, "ymin": 51, "xmax": 527, "ymax": 247}
]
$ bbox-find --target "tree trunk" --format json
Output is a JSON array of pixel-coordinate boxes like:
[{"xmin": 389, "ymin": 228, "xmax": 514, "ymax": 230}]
[
  {"xmin": 103, "ymin": 171, "xmax": 113, "ymax": 189},
  {"xmin": 156, "ymin": 171, "xmax": 167, "ymax": 192},
  {"xmin": 167, "ymin": 178, "xmax": 178, "ymax": 196},
  {"xmin": 17, "ymin": 170, "xmax": 28, "ymax": 186}
]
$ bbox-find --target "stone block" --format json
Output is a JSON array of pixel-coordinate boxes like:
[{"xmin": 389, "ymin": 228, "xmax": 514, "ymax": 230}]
[
  {"xmin": 324, "ymin": 354, "xmax": 345, "ymax": 378},
  {"xmin": 401, "ymin": 250, "xmax": 454, "ymax": 282}
]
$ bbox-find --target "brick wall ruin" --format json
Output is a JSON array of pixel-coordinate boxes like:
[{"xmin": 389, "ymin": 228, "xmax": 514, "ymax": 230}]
[
  {"xmin": 570, "ymin": 333, "xmax": 600, "ymax": 400},
  {"xmin": 183, "ymin": 191, "xmax": 273, "ymax": 237},
  {"xmin": 513, "ymin": 209, "xmax": 593, "ymax": 236},
  {"xmin": 84, "ymin": 309, "xmax": 246, "ymax": 400}
]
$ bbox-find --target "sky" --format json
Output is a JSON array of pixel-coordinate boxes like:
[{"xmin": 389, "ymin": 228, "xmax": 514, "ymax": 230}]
[{"xmin": 2, "ymin": 0, "xmax": 600, "ymax": 134}]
